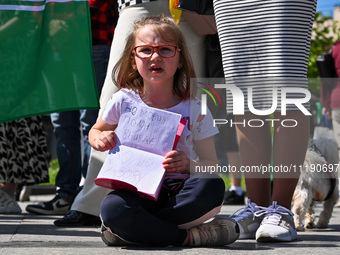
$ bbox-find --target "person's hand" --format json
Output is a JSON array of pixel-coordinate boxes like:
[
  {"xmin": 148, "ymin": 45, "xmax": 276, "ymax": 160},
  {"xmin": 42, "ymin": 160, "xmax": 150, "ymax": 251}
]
[
  {"xmin": 95, "ymin": 131, "xmax": 117, "ymax": 151},
  {"xmin": 163, "ymin": 150, "xmax": 190, "ymax": 173}
]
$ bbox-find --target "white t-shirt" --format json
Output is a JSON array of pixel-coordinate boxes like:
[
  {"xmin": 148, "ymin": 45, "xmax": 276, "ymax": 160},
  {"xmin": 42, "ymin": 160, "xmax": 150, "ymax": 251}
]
[{"xmin": 102, "ymin": 89, "xmax": 218, "ymax": 178}]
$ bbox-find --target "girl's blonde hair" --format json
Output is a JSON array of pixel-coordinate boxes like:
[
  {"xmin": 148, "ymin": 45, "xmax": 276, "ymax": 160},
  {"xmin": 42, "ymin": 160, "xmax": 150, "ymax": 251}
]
[{"xmin": 112, "ymin": 15, "xmax": 196, "ymax": 100}]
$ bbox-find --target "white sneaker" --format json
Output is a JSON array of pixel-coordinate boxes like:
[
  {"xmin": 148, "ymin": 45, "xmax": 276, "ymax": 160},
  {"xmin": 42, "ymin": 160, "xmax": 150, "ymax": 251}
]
[
  {"xmin": 188, "ymin": 216, "xmax": 240, "ymax": 246},
  {"xmin": 255, "ymin": 201, "xmax": 297, "ymax": 242},
  {"xmin": 0, "ymin": 189, "xmax": 22, "ymax": 214},
  {"xmin": 19, "ymin": 185, "xmax": 32, "ymax": 202},
  {"xmin": 230, "ymin": 199, "xmax": 263, "ymax": 239}
]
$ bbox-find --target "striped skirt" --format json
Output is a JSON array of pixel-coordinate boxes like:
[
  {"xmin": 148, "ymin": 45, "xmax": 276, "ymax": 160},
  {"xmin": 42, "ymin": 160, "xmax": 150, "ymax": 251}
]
[{"xmin": 213, "ymin": 0, "xmax": 317, "ymax": 113}]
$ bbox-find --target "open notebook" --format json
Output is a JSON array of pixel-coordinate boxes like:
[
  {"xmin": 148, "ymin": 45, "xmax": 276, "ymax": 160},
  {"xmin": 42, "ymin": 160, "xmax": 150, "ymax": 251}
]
[{"xmin": 94, "ymin": 102, "xmax": 187, "ymax": 200}]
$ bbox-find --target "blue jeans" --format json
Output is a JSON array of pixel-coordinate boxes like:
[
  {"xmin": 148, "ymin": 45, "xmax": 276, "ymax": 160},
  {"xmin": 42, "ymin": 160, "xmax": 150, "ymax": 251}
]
[{"xmin": 51, "ymin": 45, "xmax": 110, "ymax": 202}]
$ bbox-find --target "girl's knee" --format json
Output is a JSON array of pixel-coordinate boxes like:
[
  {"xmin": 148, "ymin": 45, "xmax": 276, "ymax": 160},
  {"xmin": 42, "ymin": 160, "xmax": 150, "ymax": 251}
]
[
  {"xmin": 184, "ymin": 174, "xmax": 225, "ymax": 204},
  {"xmin": 100, "ymin": 191, "xmax": 132, "ymax": 222},
  {"xmin": 190, "ymin": 173, "xmax": 225, "ymax": 191}
]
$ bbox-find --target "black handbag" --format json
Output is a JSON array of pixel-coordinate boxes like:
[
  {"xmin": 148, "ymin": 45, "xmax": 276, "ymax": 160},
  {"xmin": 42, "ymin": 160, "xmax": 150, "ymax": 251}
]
[
  {"xmin": 177, "ymin": 0, "xmax": 214, "ymax": 15},
  {"xmin": 316, "ymin": 50, "xmax": 336, "ymax": 78},
  {"xmin": 317, "ymin": 50, "xmax": 337, "ymax": 89}
]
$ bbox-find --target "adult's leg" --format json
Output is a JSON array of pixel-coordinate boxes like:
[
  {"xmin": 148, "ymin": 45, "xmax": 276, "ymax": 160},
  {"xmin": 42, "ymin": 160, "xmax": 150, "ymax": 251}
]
[
  {"xmin": 51, "ymin": 111, "xmax": 82, "ymax": 203},
  {"xmin": 235, "ymin": 114, "xmax": 272, "ymax": 207},
  {"xmin": 79, "ymin": 45, "xmax": 110, "ymax": 178},
  {"xmin": 332, "ymin": 108, "xmax": 340, "ymax": 148},
  {"xmin": 271, "ymin": 111, "xmax": 310, "ymax": 209},
  {"xmin": 228, "ymin": 152, "xmax": 243, "ymax": 191},
  {"xmin": 331, "ymin": 108, "xmax": 340, "ymax": 205}
]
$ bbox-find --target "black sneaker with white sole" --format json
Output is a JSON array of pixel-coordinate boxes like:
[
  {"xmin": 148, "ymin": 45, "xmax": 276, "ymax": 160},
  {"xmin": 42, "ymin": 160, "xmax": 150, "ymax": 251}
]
[
  {"xmin": 224, "ymin": 190, "xmax": 245, "ymax": 205},
  {"xmin": 25, "ymin": 195, "xmax": 71, "ymax": 215},
  {"xmin": 54, "ymin": 210, "xmax": 102, "ymax": 227}
]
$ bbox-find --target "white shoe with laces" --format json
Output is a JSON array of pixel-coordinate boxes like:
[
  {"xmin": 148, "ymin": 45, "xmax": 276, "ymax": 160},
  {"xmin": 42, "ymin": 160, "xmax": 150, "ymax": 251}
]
[
  {"xmin": 230, "ymin": 199, "xmax": 263, "ymax": 239},
  {"xmin": 255, "ymin": 201, "xmax": 297, "ymax": 242}
]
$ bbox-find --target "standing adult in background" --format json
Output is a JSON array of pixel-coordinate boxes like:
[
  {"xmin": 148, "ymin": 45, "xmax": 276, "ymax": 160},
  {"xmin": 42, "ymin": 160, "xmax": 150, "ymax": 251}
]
[
  {"xmin": 54, "ymin": 0, "xmax": 206, "ymax": 227},
  {"xmin": 0, "ymin": 116, "xmax": 49, "ymax": 214},
  {"xmin": 321, "ymin": 41, "xmax": 340, "ymax": 148},
  {"xmin": 213, "ymin": 0, "xmax": 317, "ymax": 242},
  {"xmin": 26, "ymin": 0, "xmax": 117, "ymax": 215},
  {"xmin": 320, "ymin": 41, "xmax": 340, "ymax": 206}
]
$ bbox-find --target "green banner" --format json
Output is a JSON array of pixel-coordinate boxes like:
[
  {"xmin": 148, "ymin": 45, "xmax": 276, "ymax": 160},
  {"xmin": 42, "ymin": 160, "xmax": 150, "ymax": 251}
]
[{"xmin": 0, "ymin": 0, "xmax": 99, "ymax": 123}]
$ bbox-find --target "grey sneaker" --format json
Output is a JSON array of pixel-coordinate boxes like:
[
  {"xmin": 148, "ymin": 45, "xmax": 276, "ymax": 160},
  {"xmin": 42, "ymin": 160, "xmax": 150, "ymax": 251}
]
[
  {"xmin": 230, "ymin": 199, "xmax": 263, "ymax": 239},
  {"xmin": 188, "ymin": 216, "xmax": 240, "ymax": 246},
  {"xmin": 0, "ymin": 189, "xmax": 22, "ymax": 214},
  {"xmin": 25, "ymin": 195, "xmax": 71, "ymax": 215},
  {"xmin": 255, "ymin": 201, "xmax": 297, "ymax": 242},
  {"xmin": 101, "ymin": 224, "xmax": 138, "ymax": 246}
]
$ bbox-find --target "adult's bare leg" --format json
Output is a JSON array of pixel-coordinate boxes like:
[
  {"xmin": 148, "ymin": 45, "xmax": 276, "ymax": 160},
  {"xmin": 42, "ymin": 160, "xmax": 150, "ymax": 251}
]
[
  {"xmin": 235, "ymin": 114, "xmax": 271, "ymax": 207},
  {"xmin": 271, "ymin": 111, "xmax": 310, "ymax": 209}
]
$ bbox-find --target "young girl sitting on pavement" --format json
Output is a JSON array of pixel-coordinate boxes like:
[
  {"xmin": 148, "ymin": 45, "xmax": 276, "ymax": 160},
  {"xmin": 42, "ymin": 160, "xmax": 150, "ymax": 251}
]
[{"xmin": 88, "ymin": 15, "xmax": 239, "ymax": 247}]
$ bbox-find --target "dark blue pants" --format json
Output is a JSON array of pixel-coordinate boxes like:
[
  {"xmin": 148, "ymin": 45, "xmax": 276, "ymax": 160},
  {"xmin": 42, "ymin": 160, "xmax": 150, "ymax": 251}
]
[
  {"xmin": 51, "ymin": 45, "xmax": 110, "ymax": 202},
  {"xmin": 100, "ymin": 173, "xmax": 225, "ymax": 246}
]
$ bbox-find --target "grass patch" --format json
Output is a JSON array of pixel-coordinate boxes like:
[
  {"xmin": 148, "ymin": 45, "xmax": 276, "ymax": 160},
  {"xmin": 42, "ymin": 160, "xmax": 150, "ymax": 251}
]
[
  {"xmin": 219, "ymin": 174, "xmax": 246, "ymax": 189},
  {"xmin": 39, "ymin": 159, "xmax": 59, "ymax": 186}
]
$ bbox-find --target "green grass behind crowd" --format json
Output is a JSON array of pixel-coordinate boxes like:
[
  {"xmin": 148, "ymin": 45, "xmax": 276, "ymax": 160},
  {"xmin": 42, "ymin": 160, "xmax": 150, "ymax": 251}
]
[{"xmin": 39, "ymin": 159, "xmax": 59, "ymax": 186}]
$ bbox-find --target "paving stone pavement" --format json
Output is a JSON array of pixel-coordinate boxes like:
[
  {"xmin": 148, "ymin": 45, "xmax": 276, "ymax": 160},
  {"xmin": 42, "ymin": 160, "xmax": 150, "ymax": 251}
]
[{"xmin": 1, "ymin": 194, "xmax": 340, "ymax": 255}]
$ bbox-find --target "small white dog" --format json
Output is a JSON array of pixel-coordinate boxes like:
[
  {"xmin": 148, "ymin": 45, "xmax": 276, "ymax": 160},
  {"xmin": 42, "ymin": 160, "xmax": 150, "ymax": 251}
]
[{"xmin": 292, "ymin": 138, "xmax": 339, "ymax": 231}]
